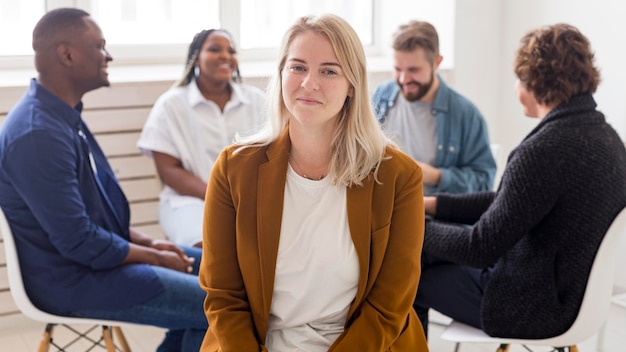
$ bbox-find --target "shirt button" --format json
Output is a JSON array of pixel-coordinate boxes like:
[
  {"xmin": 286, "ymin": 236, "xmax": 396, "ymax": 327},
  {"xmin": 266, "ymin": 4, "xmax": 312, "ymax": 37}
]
[
  {"xmin": 431, "ymin": 109, "xmax": 437, "ymax": 115},
  {"xmin": 449, "ymin": 146, "xmax": 455, "ymax": 152},
  {"xmin": 438, "ymin": 145, "xmax": 443, "ymax": 150}
]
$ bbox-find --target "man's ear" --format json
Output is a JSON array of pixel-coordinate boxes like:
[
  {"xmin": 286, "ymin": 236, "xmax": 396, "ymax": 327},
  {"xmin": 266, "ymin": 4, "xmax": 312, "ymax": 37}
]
[
  {"xmin": 433, "ymin": 55, "xmax": 443, "ymax": 70},
  {"xmin": 56, "ymin": 43, "xmax": 73, "ymax": 66}
]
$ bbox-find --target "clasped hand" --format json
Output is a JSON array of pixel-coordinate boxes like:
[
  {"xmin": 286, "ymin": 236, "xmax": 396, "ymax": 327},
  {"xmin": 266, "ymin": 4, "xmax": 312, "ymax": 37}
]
[{"xmin": 151, "ymin": 239, "xmax": 195, "ymax": 273}]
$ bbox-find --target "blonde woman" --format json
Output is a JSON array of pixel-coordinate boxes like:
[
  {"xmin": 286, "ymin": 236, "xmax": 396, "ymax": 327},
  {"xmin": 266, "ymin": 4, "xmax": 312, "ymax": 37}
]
[{"xmin": 199, "ymin": 14, "xmax": 428, "ymax": 351}]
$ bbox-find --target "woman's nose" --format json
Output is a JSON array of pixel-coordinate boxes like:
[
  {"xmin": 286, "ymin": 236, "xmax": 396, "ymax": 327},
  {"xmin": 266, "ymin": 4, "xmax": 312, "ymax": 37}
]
[{"xmin": 301, "ymin": 73, "xmax": 319, "ymax": 91}]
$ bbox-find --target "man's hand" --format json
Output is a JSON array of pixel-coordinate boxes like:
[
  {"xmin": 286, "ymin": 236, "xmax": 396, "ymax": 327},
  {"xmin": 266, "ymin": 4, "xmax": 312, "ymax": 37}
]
[
  {"xmin": 152, "ymin": 239, "xmax": 194, "ymax": 265},
  {"xmin": 417, "ymin": 161, "xmax": 442, "ymax": 186},
  {"xmin": 124, "ymin": 228, "xmax": 195, "ymax": 273},
  {"xmin": 154, "ymin": 248, "xmax": 195, "ymax": 273},
  {"xmin": 424, "ymin": 196, "xmax": 437, "ymax": 216}
]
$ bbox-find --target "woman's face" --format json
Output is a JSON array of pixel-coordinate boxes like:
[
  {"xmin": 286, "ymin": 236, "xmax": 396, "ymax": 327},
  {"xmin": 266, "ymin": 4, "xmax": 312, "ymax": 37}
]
[
  {"xmin": 515, "ymin": 79, "xmax": 540, "ymax": 118},
  {"xmin": 196, "ymin": 31, "xmax": 237, "ymax": 84},
  {"xmin": 281, "ymin": 31, "xmax": 352, "ymax": 129}
]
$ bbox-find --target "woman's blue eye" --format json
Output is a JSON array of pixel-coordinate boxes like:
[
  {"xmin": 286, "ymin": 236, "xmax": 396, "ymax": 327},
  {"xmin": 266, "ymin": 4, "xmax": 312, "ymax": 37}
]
[
  {"xmin": 322, "ymin": 69, "xmax": 337, "ymax": 75},
  {"xmin": 290, "ymin": 65, "xmax": 305, "ymax": 72}
]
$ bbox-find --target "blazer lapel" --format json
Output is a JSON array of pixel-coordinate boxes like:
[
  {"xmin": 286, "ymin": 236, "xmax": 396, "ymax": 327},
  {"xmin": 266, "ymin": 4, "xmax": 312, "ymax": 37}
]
[
  {"xmin": 257, "ymin": 129, "xmax": 291, "ymax": 318},
  {"xmin": 346, "ymin": 176, "xmax": 374, "ymax": 318}
]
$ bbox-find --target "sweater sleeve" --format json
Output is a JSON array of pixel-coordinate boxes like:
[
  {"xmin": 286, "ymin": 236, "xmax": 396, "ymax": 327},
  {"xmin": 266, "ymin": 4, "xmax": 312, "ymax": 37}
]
[
  {"xmin": 436, "ymin": 191, "xmax": 496, "ymax": 224},
  {"xmin": 425, "ymin": 140, "xmax": 563, "ymax": 268}
]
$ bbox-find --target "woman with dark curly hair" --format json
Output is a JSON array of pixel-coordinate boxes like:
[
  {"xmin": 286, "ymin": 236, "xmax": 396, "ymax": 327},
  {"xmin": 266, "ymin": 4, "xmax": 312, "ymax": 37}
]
[{"xmin": 414, "ymin": 23, "xmax": 626, "ymax": 339}]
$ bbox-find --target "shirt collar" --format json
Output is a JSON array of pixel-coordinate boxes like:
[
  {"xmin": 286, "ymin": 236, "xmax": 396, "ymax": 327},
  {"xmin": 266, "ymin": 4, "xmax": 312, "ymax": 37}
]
[
  {"xmin": 186, "ymin": 78, "xmax": 250, "ymax": 108},
  {"xmin": 29, "ymin": 78, "xmax": 83, "ymax": 127}
]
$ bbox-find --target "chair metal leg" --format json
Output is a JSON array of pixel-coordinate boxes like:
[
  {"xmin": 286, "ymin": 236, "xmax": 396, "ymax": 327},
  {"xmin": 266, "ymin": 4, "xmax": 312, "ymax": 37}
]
[
  {"xmin": 453, "ymin": 342, "xmax": 460, "ymax": 352},
  {"xmin": 596, "ymin": 321, "xmax": 606, "ymax": 352},
  {"xmin": 113, "ymin": 326, "xmax": 131, "ymax": 352},
  {"xmin": 37, "ymin": 323, "xmax": 54, "ymax": 352}
]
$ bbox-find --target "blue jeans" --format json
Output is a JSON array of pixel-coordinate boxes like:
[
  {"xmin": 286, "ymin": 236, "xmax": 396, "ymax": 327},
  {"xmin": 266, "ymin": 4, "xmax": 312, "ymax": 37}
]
[{"xmin": 70, "ymin": 246, "xmax": 207, "ymax": 352}]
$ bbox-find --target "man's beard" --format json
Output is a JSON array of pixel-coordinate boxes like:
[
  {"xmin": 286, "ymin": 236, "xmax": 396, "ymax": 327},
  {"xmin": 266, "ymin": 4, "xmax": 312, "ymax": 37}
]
[{"xmin": 399, "ymin": 71, "xmax": 434, "ymax": 102}]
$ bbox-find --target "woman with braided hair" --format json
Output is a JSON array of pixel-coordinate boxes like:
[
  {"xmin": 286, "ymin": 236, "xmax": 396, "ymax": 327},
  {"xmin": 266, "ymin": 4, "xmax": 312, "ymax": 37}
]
[{"xmin": 138, "ymin": 29, "xmax": 266, "ymax": 247}]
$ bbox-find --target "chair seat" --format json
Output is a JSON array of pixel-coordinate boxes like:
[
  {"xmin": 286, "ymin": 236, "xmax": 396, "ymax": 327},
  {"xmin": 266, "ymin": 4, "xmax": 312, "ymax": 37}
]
[
  {"xmin": 439, "ymin": 206, "xmax": 626, "ymax": 352},
  {"xmin": 613, "ymin": 293, "xmax": 626, "ymax": 309},
  {"xmin": 0, "ymin": 207, "xmax": 135, "ymax": 351},
  {"xmin": 441, "ymin": 320, "xmax": 578, "ymax": 347}
]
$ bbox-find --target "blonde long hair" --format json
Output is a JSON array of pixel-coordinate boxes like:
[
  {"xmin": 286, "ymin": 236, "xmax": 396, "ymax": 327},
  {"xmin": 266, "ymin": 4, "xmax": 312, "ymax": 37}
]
[{"xmin": 236, "ymin": 14, "xmax": 393, "ymax": 187}]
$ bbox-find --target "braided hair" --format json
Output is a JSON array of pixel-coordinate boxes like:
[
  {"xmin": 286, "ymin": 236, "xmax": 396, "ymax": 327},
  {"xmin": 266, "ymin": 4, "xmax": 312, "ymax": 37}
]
[{"xmin": 174, "ymin": 29, "xmax": 242, "ymax": 87}]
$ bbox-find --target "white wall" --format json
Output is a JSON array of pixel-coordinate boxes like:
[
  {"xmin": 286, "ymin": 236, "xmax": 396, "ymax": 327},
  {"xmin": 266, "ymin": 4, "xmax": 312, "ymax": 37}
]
[
  {"xmin": 456, "ymin": 0, "xmax": 626, "ymax": 156},
  {"xmin": 455, "ymin": 0, "xmax": 626, "ymax": 290}
]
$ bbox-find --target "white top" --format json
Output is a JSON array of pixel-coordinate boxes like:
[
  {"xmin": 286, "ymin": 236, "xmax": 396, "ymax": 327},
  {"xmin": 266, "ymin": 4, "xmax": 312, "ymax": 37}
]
[
  {"xmin": 266, "ymin": 165, "xmax": 359, "ymax": 352},
  {"xmin": 137, "ymin": 79, "xmax": 266, "ymax": 208},
  {"xmin": 383, "ymin": 94, "xmax": 437, "ymax": 165}
]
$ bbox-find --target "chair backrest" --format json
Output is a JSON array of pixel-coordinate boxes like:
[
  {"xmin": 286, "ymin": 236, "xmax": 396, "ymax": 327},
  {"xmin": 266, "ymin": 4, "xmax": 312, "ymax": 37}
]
[
  {"xmin": 546, "ymin": 205, "xmax": 626, "ymax": 345},
  {"xmin": 441, "ymin": 206, "xmax": 626, "ymax": 347},
  {"xmin": 0, "ymin": 207, "xmax": 136, "ymax": 327},
  {"xmin": 490, "ymin": 143, "xmax": 502, "ymax": 190},
  {"xmin": 0, "ymin": 207, "xmax": 49, "ymax": 320}
]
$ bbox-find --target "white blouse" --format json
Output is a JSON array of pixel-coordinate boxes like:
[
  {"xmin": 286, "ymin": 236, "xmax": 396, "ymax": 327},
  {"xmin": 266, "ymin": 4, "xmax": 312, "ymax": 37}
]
[{"xmin": 136, "ymin": 79, "xmax": 266, "ymax": 208}]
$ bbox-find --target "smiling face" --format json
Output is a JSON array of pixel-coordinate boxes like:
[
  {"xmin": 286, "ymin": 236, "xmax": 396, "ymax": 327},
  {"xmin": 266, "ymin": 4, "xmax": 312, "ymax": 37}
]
[
  {"xmin": 281, "ymin": 30, "xmax": 351, "ymax": 129},
  {"xmin": 196, "ymin": 31, "xmax": 238, "ymax": 84},
  {"xmin": 394, "ymin": 48, "xmax": 438, "ymax": 102},
  {"xmin": 70, "ymin": 16, "xmax": 113, "ymax": 93}
]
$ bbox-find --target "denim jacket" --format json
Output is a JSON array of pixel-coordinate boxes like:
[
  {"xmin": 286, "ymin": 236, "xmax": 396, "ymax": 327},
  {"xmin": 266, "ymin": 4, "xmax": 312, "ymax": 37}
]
[{"xmin": 372, "ymin": 76, "xmax": 496, "ymax": 194}]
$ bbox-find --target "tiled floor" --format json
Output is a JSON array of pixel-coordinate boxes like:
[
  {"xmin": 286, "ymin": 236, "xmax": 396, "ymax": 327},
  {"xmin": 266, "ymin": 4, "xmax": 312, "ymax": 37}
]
[{"xmin": 0, "ymin": 300, "xmax": 624, "ymax": 351}]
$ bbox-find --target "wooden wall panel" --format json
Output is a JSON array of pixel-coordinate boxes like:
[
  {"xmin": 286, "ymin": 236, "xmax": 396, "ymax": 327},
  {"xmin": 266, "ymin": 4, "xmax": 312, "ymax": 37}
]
[
  {"xmin": 83, "ymin": 107, "xmax": 152, "ymax": 133},
  {"xmin": 95, "ymin": 132, "xmax": 142, "ymax": 157},
  {"xmin": 109, "ymin": 155, "xmax": 157, "ymax": 179},
  {"xmin": 119, "ymin": 178, "xmax": 161, "ymax": 202},
  {"xmin": 0, "ymin": 291, "xmax": 18, "ymax": 316}
]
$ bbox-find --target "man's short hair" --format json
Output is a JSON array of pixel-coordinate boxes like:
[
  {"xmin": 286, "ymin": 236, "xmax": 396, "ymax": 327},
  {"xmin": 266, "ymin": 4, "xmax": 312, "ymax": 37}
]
[
  {"xmin": 392, "ymin": 20, "xmax": 439, "ymax": 63},
  {"xmin": 32, "ymin": 7, "xmax": 91, "ymax": 52}
]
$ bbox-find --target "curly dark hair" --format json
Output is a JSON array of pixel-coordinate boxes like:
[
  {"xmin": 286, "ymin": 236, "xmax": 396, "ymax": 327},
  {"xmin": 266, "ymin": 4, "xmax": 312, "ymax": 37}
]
[{"xmin": 514, "ymin": 23, "xmax": 600, "ymax": 106}]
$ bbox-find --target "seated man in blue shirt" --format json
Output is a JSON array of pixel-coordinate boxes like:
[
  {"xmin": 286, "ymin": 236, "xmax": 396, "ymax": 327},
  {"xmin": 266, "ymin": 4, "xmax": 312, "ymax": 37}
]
[
  {"xmin": 0, "ymin": 8, "xmax": 207, "ymax": 352},
  {"xmin": 372, "ymin": 20, "xmax": 496, "ymax": 194}
]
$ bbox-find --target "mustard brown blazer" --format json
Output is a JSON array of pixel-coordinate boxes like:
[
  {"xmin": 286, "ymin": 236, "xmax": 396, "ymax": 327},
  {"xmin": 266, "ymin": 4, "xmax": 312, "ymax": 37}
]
[{"xmin": 199, "ymin": 129, "xmax": 428, "ymax": 351}]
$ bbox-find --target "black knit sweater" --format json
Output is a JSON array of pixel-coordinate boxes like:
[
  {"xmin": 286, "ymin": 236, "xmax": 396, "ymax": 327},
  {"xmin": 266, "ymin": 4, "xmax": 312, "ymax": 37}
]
[{"xmin": 424, "ymin": 94, "xmax": 626, "ymax": 338}]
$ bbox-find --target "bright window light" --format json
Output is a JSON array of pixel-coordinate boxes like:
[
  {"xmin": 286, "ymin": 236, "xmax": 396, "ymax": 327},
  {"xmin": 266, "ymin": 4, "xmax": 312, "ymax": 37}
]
[
  {"xmin": 91, "ymin": 0, "xmax": 220, "ymax": 45},
  {"xmin": 0, "ymin": 0, "xmax": 45, "ymax": 56},
  {"xmin": 240, "ymin": 0, "xmax": 373, "ymax": 49}
]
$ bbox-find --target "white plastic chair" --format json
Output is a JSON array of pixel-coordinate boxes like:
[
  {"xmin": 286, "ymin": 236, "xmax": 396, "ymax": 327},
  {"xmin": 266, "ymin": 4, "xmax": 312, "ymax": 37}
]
[
  {"xmin": 0, "ymin": 207, "xmax": 134, "ymax": 352},
  {"xmin": 439, "ymin": 206, "xmax": 626, "ymax": 352}
]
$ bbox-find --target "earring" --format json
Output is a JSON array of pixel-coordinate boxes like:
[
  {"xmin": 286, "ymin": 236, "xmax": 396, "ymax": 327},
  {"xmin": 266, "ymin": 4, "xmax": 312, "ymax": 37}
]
[{"xmin": 194, "ymin": 65, "xmax": 200, "ymax": 77}]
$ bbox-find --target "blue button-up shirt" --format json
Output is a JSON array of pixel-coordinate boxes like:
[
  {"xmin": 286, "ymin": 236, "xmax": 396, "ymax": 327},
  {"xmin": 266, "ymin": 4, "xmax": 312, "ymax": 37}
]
[
  {"xmin": 0, "ymin": 79, "xmax": 162, "ymax": 314},
  {"xmin": 372, "ymin": 76, "xmax": 496, "ymax": 194}
]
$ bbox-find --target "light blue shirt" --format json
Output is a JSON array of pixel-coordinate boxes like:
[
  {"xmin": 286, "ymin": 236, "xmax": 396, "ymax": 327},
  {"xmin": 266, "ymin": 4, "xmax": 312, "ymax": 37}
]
[{"xmin": 372, "ymin": 76, "xmax": 496, "ymax": 194}]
